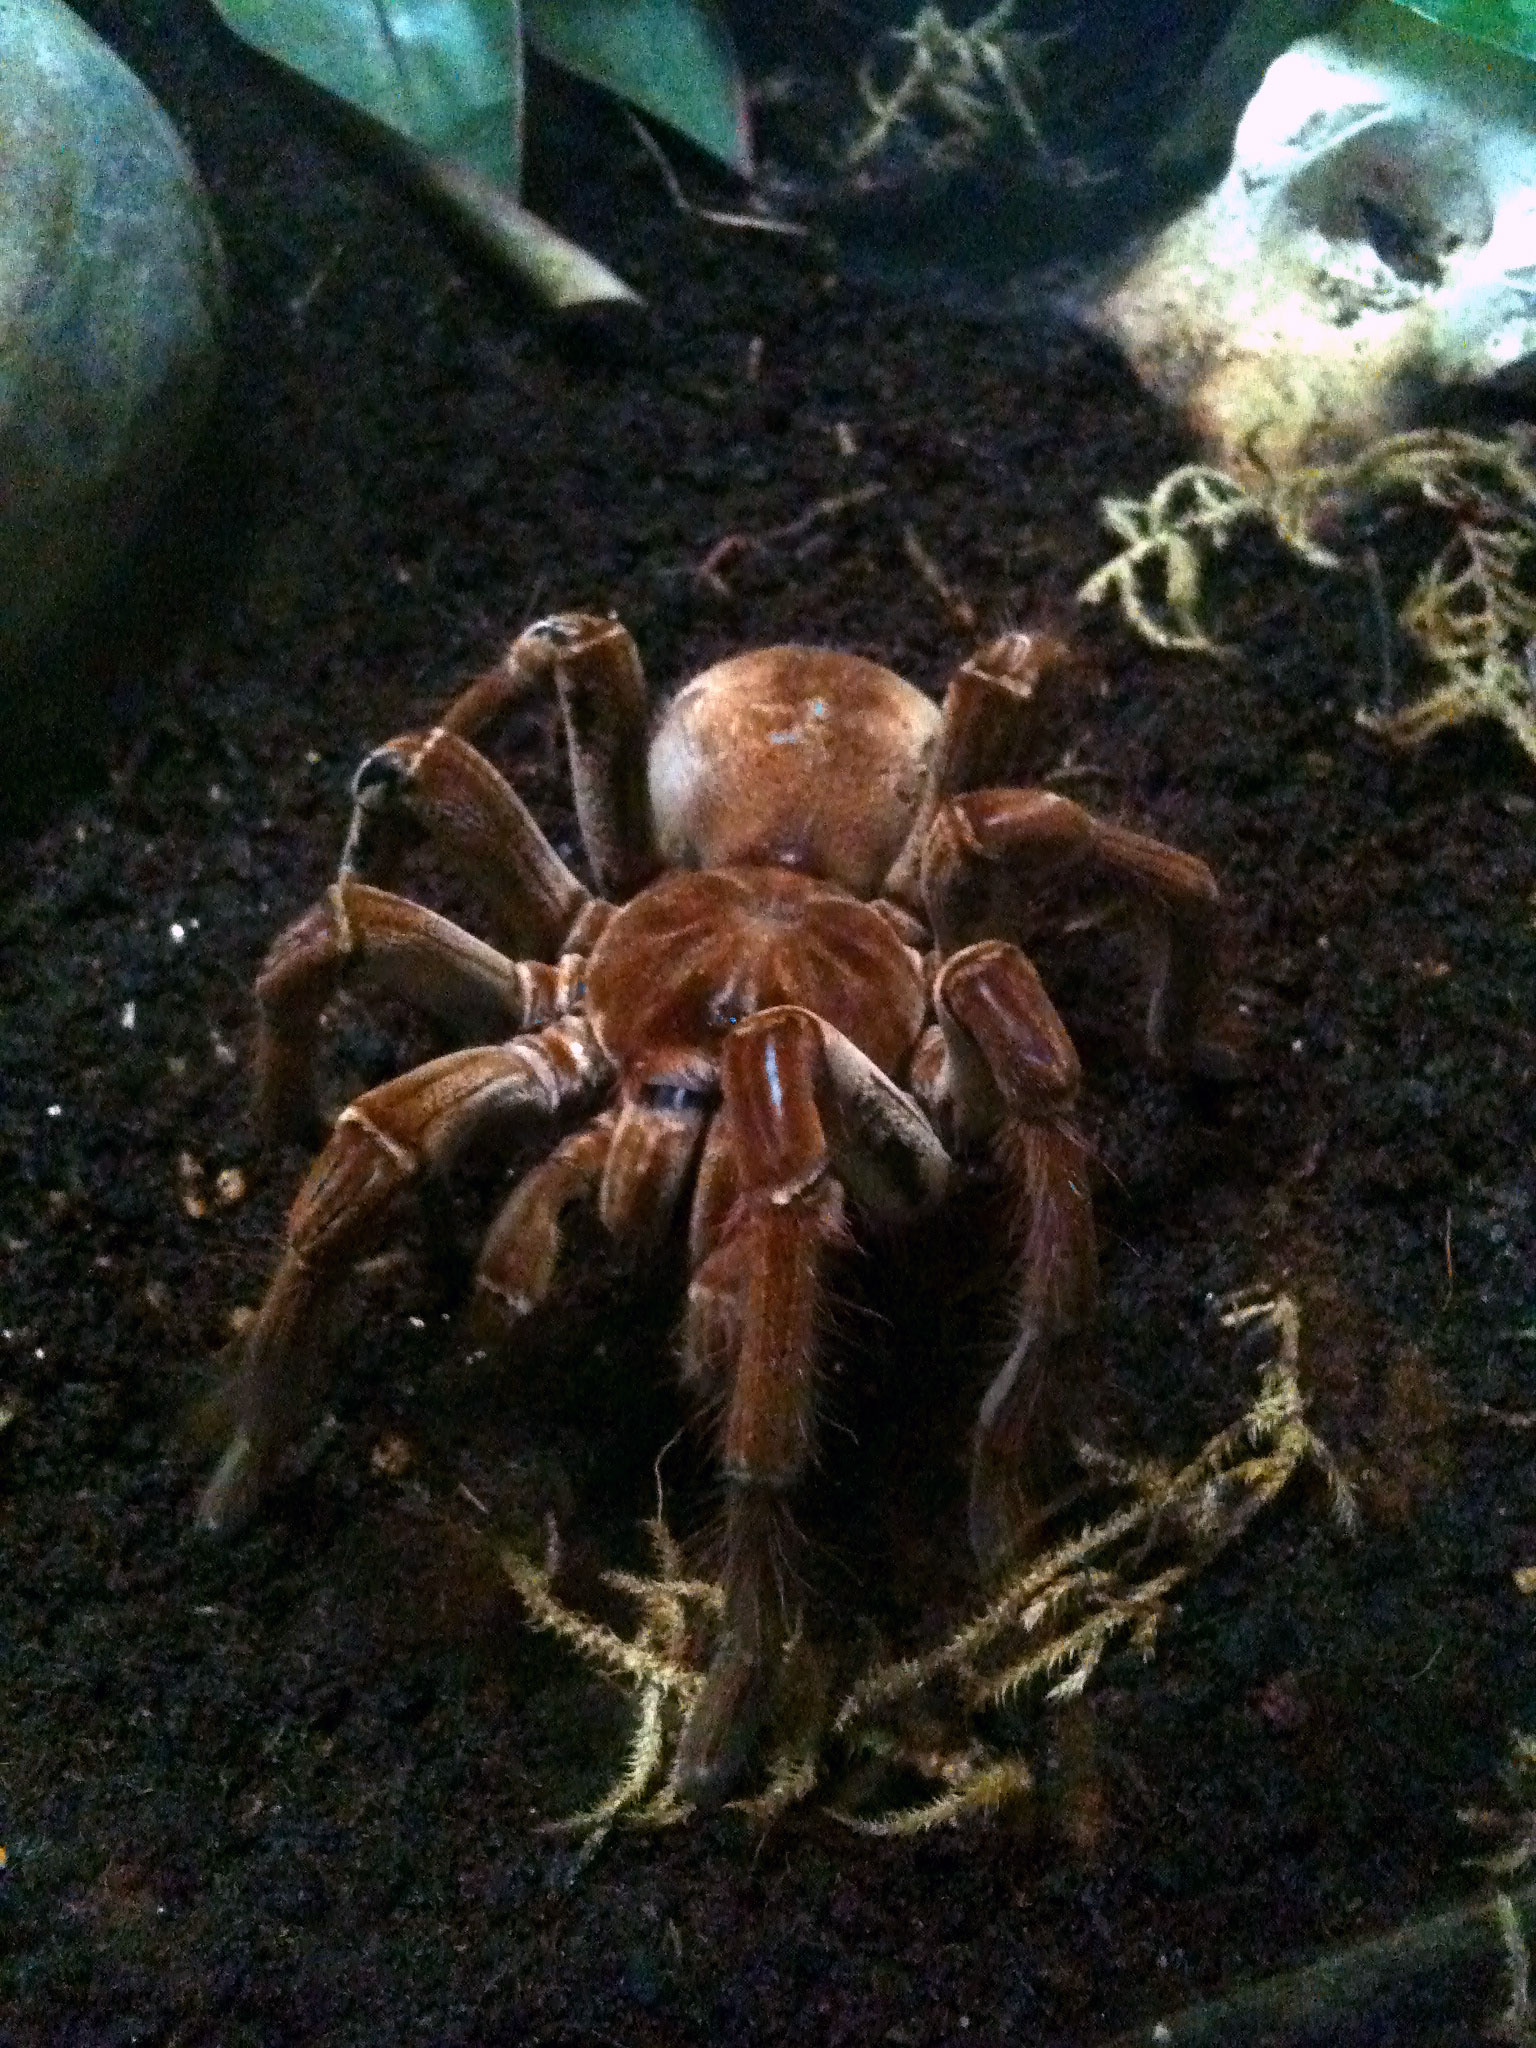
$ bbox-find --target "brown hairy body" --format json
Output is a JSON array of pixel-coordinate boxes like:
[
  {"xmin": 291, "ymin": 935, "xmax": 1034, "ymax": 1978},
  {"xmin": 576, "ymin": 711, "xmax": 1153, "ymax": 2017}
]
[{"xmin": 198, "ymin": 614, "xmax": 1229, "ymax": 1799}]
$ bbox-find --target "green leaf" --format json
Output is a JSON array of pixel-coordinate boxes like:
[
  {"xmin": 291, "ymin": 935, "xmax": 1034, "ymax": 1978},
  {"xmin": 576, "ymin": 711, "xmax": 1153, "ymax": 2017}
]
[
  {"xmin": 524, "ymin": 0, "xmax": 750, "ymax": 174},
  {"xmin": 207, "ymin": 0, "xmax": 526, "ymax": 187},
  {"xmin": 1384, "ymin": 0, "xmax": 1536, "ymax": 62}
]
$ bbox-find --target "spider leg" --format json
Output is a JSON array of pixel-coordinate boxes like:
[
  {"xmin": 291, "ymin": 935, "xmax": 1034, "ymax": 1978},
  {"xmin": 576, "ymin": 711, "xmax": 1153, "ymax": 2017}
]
[
  {"xmin": 924, "ymin": 940, "xmax": 1099, "ymax": 1573},
  {"xmin": 884, "ymin": 628, "xmax": 1080, "ymax": 907},
  {"xmin": 597, "ymin": 1059, "xmax": 716, "ymax": 1250},
  {"xmin": 197, "ymin": 1018, "xmax": 611, "ymax": 1534},
  {"xmin": 253, "ymin": 877, "xmax": 588, "ymax": 1144},
  {"xmin": 673, "ymin": 1005, "xmax": 949, "ymax": 1802},
  {"xmin": 921, "ymin": 785, "xmax": 1224, "ymax": 1072},
  {"xmin": 473, "ymin": 1110, "xmax": 619, "ymax": 1335},
  {"xmin": 681, "ymin": 1010, "xmax": 950, "ymax": 1402},
  {"xmin": 675, "ymin": 1010, "xmax": 842, "ymax": 1803},
  {"xmin": 442, "ymin": 612, "xmax": 659, "ymax": 900},
  {"xmin": 473, "ymin": 1057, "xmax": 716, "ymax": 1340},
  {"xmin": 678, "ymin": 1115, "xmax": 746, "ymax": 1400},
  {"xmin": 338, "ymin": 721, "xmax": 601, "ymax": 962}
]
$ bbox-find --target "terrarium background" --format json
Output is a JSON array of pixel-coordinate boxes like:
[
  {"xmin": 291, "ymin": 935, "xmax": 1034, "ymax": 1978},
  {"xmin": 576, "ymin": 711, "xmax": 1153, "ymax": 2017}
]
[{"xmin": 1, "ymin": 2, "xmax": 1534, "ymax": 2042}]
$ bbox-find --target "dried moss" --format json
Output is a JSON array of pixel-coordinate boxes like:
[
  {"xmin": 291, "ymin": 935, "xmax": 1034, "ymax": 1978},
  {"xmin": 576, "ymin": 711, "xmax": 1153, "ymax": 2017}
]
[
  {"xmin": 845, "ymin": 1, "xmax": 1067, "ymax": 174},
  {"xmin": 501, "ymin": 1290, "xmax": 1355, "ymax": 1853},
  {"xmin": 1078, "ymin": 429, "xmax": 1536, "ymax": 765}
]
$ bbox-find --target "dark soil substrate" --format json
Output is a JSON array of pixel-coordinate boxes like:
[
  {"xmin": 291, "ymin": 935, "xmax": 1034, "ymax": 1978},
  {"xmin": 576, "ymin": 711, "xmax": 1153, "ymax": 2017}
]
[{"xmin": 3, "ymin": 8, "xmax": 1534, "ymax": 2044}]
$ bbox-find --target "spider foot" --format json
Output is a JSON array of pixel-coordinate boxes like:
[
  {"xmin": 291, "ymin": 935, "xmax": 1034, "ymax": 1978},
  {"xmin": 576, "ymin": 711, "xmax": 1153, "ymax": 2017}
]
[
  {"xmin": 670, "ymin": 1485, "xmax": 794, "ymax": 1805},
  {"xmin": 197, "ymin": 1411, "xmax": 341, "ymax": 1535},
  {"xmin": 196, "ymin": 1428, "xmax": 271, "ymax": 1535},
  {"xmin": 968, "ymin": 1289, "xmax": 1101, "ymax": 1576},
  {"xmin": 968, "ymin": 1425, "xmax": 1080, "ymax": 1578},
  {"xmin": 671, "ymin": 1630, "xmax": 777, "ymax": 1807}
]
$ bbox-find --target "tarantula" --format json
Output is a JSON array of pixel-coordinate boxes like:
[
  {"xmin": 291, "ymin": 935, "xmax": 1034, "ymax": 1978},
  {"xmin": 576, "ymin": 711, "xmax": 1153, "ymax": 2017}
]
[{"xmin": 198, "ymin": 613, "xmax": 1227, "ymax": 1799}]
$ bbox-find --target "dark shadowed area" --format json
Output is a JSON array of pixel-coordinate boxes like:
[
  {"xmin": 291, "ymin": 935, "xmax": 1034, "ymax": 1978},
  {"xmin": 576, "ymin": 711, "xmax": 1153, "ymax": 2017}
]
[{"xmin": 2, "ymin": 5, "xmax": 1534, "ymax": 2043}]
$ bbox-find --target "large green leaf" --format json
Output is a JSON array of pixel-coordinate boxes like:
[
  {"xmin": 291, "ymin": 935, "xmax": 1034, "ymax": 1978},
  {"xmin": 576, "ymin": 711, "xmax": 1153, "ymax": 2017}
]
[
  {"xmin": 524, "ymin": 0, "xmax": 750, "ymax": 174},
  {"xmin": 1386, "ymin": 0, "xmax": 1536, "ymax": 61},
  {"xmin": 208, "ymin": 0, "xmax": 525, "ymax": 187}
]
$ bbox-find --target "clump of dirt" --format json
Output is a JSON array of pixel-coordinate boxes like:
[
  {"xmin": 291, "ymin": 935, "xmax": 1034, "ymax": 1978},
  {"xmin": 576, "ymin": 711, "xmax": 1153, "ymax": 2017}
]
[{"xmin": 1, "ymin": 4, "xmax": 1533, "ymax": 2044}]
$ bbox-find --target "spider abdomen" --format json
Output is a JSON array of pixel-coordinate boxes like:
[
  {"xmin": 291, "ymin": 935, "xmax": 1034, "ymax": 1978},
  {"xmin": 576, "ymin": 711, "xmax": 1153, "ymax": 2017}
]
[{"xmin": 647, "ymin": 647, "xmax": 940, "ymax": 897}]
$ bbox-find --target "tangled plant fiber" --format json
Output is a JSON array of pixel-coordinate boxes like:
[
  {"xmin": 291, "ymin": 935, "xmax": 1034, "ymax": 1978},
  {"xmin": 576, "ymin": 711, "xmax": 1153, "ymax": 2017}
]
[
  {"xmin": 1077, "ymin": 429, "xmax": 1536, "ymax": 764},
  {"xmin": 501, "ymin": 1290, "xmax": 1356, "ymax": 1859}
]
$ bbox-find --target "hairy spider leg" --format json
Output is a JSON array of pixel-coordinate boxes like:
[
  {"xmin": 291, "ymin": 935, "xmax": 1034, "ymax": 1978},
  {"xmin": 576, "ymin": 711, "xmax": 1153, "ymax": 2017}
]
[
  {"xmin": 442, "ymin": 612, "xmax": 659, "ymax": 900},
  {"xmin": 198, "ymin": 1018, "xmax": 611, "ymax": 1534},
  {"xmin": 920, "ymin": 784, "xmax": 1223, "ymax": 1070},
  {"xmin": 596, "ymin": 1059, "xmax": 718, "ymax": 1247},
  {"xmin": 673, "ymin": 1005, "xmax": 949, "ymax": 1803},
  {"xmin": 677, "ymin": 1114, "xmax": 747, "ymax": 1401},
  {"xmin": 338, "ymin": 722, "xmax": 598, "ymax": 960},
  {"xmin": 926, "ymin": 941, "xmax": 1098, "ymax": 1571},
  {"xmin": 473, "ymin": 1058, "xmax": 716, "ymax": 1338},
  {"xmin": 473, "ymin": 1110, "xmax": 619, "ymax": 1335},
  {"xmin": 257, "ymin": 617, "xmax": 653, "ymax": 1141},
  {"xmin": 883, "ymin": 628, "xmax": 1081, "ymax": 907},
  {"xmin": 253, "ymin": 878, "xmax": 591, "ymax": 1143}
]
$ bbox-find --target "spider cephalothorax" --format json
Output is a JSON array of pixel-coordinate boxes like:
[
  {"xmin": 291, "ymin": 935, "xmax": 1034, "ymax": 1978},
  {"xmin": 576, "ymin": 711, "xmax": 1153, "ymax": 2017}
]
[{"xmin": 199, "ymin": 614, "xmax": 1227, "ymax": 1798}]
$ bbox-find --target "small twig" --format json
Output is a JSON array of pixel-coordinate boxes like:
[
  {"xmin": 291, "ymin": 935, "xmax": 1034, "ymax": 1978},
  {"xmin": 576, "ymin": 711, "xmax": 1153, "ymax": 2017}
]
[
  {"xmin": 1400, "ymin": 1642, "xmax": 1445, "ymax": 1686},
  {"xmin": 901, "ymin": 523, "xmax": 977, "ymax": 631},
  {"xmin": 1362, "ymin": 543, "xmax": 1396, "ymax": 716},
  {"xmin": 1043, "ymin": 764, "xmax": 1119, "ymax": 787},
  {"xmin": 1496, "ymin": 1891, "xmax": 1531, "ymax": 2041},
  {"xmin": 692, "ymin": 484, "xmax": 887, "ymax": 594},
  {"xmin": 1453, "ymin": 1402, "xmax": 1536, "ymax": 1431},
  {"xmin": 695, "ymin": 533, "xmax": 751, "ymax": 596},
  {"xmin": 626, "ymin": 114, "xmax": 808, "ymax": 238},
  {"xmin": 288, "ymin": 239, "xmax": 345, "ymax": 327},
  {"xmin": 1042, "ymin": 740, "xmax": 1122, "ymax": 789},
  {"xmin": 767, "ymin": 483, "xmax": 887, "ymax": 546}
]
